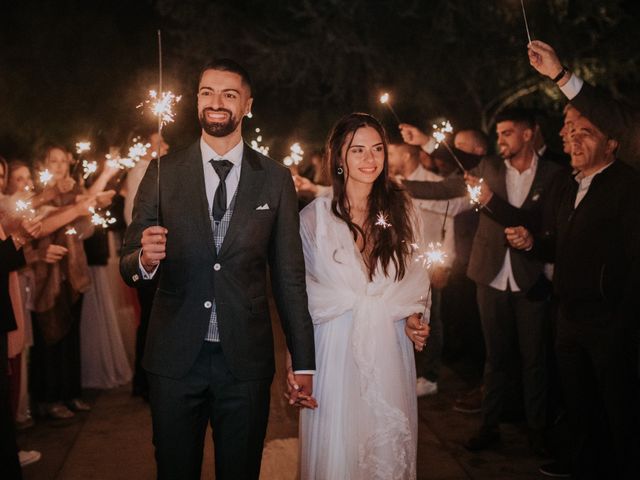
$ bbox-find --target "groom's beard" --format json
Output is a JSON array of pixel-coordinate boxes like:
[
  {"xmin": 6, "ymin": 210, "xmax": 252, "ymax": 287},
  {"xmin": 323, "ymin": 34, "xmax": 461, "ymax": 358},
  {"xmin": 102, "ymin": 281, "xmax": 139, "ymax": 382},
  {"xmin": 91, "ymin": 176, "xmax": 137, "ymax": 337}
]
[{"xmin": 199, "ymin": 108, "xmax": 240, "ymax": 137}]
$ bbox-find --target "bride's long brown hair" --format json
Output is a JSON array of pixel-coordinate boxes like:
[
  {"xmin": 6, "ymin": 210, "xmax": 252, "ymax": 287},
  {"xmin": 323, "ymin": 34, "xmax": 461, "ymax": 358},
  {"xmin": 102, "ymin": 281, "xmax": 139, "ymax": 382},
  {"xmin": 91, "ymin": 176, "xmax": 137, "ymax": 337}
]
[{"xmin": 327, "ymin": 113, "xmax": 414, "ymax": 281}]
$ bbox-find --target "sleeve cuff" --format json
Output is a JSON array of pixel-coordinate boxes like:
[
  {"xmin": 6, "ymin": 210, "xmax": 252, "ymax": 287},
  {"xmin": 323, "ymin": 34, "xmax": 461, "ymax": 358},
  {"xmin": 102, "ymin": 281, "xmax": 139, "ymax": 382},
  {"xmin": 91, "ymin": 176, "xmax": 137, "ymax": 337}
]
[
  {"xmin": 421, "ymin": 137, "xmax": 436, "ymax": 155},
  {"xmin": 293, "ymin": 370, "xmax": 315, "ymax": 375},
  {"xmin": 138, "ymin": 250, "xmax": 159, "ymax": 279},
  {"xmin": 560, "ymin": 74, "xmax": 584, "ymax": 101}
]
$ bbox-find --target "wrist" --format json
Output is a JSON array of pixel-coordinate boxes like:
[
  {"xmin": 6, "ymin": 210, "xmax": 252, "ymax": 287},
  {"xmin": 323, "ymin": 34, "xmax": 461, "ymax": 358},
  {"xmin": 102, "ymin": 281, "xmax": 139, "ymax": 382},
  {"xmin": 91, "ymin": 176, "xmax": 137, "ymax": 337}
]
[{"xmin": 551, "ymin": 65, "xmax": 569, "ymax": 84}]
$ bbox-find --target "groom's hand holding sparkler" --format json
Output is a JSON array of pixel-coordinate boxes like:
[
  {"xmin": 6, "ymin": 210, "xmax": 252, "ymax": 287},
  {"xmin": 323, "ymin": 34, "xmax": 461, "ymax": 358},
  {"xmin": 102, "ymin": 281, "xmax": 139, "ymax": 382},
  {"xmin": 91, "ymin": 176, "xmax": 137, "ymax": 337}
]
[
  {"xmin": 140, "ymin": 226, "xmax": 167, "ymax": 272},
  {"xmin": 527, "ymin": 40, "xmax": 571, "ymax": 87}
]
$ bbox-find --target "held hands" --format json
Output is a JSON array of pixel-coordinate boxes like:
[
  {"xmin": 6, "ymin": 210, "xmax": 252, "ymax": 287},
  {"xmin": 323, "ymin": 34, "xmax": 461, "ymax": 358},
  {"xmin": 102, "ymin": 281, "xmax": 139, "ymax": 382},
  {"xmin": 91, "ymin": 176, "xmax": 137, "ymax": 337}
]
[
  {"xmin": 399, "ymin": 123, "xmax": 429, "ymax": 147},
  {"xmin": 74, "ymin": 194, "xmax": 98, "ymax": 215},
  {"xmin": 505, "ymin": 226, "xmax": 534, "ymax": 251},
  {"xmin": 405, "ymin": 313, "xmax": 430, "ymax": 352},
  {"xmin": 140, "ymin": 226, "xmax": 168, "ymax": 272},
  {"xmin": 285, "ymin": 369, "xmax": 317, "ymax": 409},
  {"xmin": 95, "ymin": 190, "xmax": 116, "ymax": 208},
  {"xmin": 464, "ymin": 173, "xmax": 493, "ymax": 205},
  {"xmin": 292, "ymin": 175, "xmax": 319, "ymax": 196},
  {"xmin": 527, "ymin": 40, "xmax": 564, "ymax": 80}
]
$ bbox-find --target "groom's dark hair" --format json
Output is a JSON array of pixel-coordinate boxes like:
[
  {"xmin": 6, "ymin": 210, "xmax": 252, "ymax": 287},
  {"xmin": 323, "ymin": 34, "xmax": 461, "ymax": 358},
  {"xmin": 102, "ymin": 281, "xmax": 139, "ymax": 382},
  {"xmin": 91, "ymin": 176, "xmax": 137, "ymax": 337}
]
[{"xmin": 199, "ymin": 58, "xmax": 253, "ymax": 95}]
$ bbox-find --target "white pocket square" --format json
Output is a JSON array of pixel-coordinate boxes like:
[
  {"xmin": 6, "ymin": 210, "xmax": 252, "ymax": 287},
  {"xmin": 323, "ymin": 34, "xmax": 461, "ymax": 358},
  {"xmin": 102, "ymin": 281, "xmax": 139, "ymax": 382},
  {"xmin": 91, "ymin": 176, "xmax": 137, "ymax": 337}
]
[{"xmin": 256, "ymin": 203, "xmax": 270, "ymax": 210}]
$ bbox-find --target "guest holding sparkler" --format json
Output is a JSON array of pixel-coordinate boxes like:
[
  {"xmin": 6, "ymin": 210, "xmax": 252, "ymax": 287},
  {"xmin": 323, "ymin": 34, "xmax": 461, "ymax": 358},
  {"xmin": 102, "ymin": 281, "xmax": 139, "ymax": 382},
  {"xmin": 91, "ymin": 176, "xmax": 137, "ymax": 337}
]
[
  {"xmin": 528, "ymin": 40, "xmax": 640, "ymax": 170},
  {"xmin": 295, "ymin": 113, "xmax": 429, "ymax": 479},
  {"xmin": 402, "ymin": 108, "xmax": 565, "ymax": 454},
  {"xmin": 28, "ymin": 144, "xmax": 114, "ymax": 419},
  {"xmin": 506, "ymin": 112, "xmax": 640, "ymax": 479}
]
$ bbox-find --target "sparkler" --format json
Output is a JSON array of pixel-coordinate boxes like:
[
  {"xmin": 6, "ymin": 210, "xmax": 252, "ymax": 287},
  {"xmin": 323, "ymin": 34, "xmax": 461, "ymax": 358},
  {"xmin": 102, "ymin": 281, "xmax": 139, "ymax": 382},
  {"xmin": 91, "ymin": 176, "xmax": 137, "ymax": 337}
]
[
  {"xmin": 520, "ymin": 0, "xmax": 533, "ymax": 44},
  {"xmin": 379, "ymin": 92, "xmax": 401, "ymax": 124},
  {"xmin": 75, "ymin": 142, "xmax": 91, "ymax": 155},
  {"xmin": 375, "ymin": 211, "xmax": 392, "ymax": 229},
  {"xmin": 283, "ymin": 142, "xmax": 304, "ymax": 175},
  {"xmin": 250, "ymin": 128, "xmax": 270, "ymax": 156},
  {"xmin": 431, "ymin": 121, "xmax": 467, "ymax": 174},
  {"xmin": 38, "ymin": 169, "xmax": 53, "ymax": 186},
  {"xmin": 89, "ymin": 207, "xmax": 116, "ymax": 229},
  {"xmin": 65, "ymin": 227, "xmax": 78, "ymax": 236},
  {"xmin": 138, "ymin": 90, "xmax": 182, "ymax": 128},
  {"xmin": 82, "ymin": 160, "xmax": 98, "ymax": 179}
]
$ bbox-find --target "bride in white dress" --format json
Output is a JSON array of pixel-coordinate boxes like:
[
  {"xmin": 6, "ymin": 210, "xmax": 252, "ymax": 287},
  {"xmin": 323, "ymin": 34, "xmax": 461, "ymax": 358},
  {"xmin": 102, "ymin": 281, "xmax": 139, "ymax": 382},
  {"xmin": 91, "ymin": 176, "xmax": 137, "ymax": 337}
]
[{"xmin": 295, "ymin": 113, "xmax": 431, "ymax": 480}]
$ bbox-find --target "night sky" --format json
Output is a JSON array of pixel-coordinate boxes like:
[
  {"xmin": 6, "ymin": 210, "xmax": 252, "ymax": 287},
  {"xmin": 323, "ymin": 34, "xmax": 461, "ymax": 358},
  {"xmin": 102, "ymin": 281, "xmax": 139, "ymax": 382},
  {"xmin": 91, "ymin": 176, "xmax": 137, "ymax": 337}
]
[{"xmin": 1, "ymin": 0, "xmax": 639, "ymax": 161}]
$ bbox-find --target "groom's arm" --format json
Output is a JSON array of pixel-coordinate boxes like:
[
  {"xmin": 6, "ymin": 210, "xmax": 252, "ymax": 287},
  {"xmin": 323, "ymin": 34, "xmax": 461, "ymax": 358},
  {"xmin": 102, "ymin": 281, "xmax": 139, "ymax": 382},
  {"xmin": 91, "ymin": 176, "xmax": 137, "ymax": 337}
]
[
  {"xmin": 120, "ymin": 158, "xmax": 160, "ymax": 286},
  {"xmin": 268, "ymin": 168, "xmax": 316, "ymax": 373}
]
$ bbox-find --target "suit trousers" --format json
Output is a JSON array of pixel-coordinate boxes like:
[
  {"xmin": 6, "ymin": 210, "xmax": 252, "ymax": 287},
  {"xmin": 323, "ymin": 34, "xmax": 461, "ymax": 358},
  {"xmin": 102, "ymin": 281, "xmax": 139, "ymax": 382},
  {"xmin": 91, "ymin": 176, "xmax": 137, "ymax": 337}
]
[
  {"xmin": 132, "ymin": 279, "xmax": 157, "ymax": 396},
  {"xmin": 476, "ymin": 284, "xmax": 548, "ymax": 430},
  {"xmin": 148, "ymin": 341, "xmax": 272, "ymax": 480},
  {"xmin": 555, "ymin": 307, "xmax": 640, "ymax": 479}
]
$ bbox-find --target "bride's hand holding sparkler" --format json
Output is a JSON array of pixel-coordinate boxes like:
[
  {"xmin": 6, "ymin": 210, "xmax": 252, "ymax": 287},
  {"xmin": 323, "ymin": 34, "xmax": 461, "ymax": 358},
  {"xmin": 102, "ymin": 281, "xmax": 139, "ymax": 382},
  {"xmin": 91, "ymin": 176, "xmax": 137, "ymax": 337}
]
[
  {"xmin": 464, "ymin": 173, "xmax": 493, "ymax": 206},
  {"xmin": 405, "ymin": 313, "xmax": 430, "ymax": 352},
  {"xmin": 505, "ymin": 226, "xmax": 534, "ymax": 251},
  {"xmin": 399, "ymin": 123, "xmax": 429, "ymax": 147}
]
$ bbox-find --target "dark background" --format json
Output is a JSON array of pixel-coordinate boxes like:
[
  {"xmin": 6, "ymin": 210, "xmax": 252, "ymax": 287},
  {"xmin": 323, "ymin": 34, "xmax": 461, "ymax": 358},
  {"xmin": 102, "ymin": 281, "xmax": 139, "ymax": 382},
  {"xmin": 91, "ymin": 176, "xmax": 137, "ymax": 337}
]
[{"xmin": 1, "ymin": 0, "xmax": 639, "ymax": 161}]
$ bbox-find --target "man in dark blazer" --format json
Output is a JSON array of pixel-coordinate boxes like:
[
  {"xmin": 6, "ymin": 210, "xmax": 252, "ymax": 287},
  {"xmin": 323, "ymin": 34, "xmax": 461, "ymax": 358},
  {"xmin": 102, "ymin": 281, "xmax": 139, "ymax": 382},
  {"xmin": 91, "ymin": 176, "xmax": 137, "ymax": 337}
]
[
  {"xmin": 528, "ymin": 39, "xmax": 640, "ymax": 171},
  {"xmin": 120, "ymin": 59, "xmax": 315, "ymax": 480},
  {"xmin": 403, "ymin": 108, "xmax": 565, "ymax": 453},
  {"xmin": 507, "ymin": 113, "xmax": 640, "ymax": 478}
]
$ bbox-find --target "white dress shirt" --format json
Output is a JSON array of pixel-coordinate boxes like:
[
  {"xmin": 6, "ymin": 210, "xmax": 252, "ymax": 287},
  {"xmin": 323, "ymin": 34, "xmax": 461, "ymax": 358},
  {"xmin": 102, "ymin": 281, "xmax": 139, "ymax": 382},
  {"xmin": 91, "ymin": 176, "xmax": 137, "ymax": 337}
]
[
  {"xmin": 490, "ymin": 154, "xmax": 539, "ymax": 292},
  {"xmin": 559, "ymin": 74, "xmax": 584, "ymax": 101}
]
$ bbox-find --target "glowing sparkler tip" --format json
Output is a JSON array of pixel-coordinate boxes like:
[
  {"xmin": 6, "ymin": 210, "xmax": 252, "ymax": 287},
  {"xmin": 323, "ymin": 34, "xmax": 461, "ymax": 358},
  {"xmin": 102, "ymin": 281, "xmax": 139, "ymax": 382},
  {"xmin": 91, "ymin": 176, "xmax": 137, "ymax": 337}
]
[
  {"xmin": 39, "ymin": 169, "xmax": 54, "ymax": 185},
  {"xmin": 75, "ymin": 141, "xmax": 91, "ymax": 155},
  {"xmin": 379, "ymin": 93, "xmax": 390, "ymax": 104},
  {"xmin": 375, "ymin": 211, "xmax": 392, "ymax": 229}
]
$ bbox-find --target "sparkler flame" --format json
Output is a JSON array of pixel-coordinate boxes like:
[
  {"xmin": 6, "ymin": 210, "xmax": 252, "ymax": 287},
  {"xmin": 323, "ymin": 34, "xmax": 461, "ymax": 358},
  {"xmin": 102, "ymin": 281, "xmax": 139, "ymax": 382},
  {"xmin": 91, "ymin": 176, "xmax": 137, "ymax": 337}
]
[
  {"xmin": 467, "ymin": 178, "xmax": 484, "ymax": 207},
  {"xmin": 82, "ymin": 160, "xmax": 98, "ymax": 179},
  {"xmin": 138, "ymin": 90, "xmax": 182, "ymax": 128},
  {"xmin": 379, "ymin": 93, "xmax": 390, "ymax": 104},
  {"xmin": 250, "ymin": 128, "xmax": 270, "ymax": 156},
  {"xmin": 431, "ymin": 121, "xmax": 454, "ymax": 148},
  {"xmin": 89, "ymin": 207, "xmax": 117, "ymax": 229},
  {"xmin": 65, "ymin": 227, "xmax": 78, "ymax": 236},
  {"xmin": 375, "ymin": 211, "xmax": 392, "ymax": 229},
  {"xmin": 75, "ymin": 141, "xmax": 91, "ymax": 155},
  {"xmin": 415, "ymin": 242, "xmax": 447, "ymax": 269},
  {"xmin": 283, "ymin": 142, "xmax": 304, "ymax": 167},
  {"xmin": 15, "ymin": 199, "xmax": 31, "ymax": 212},
  {"xmin": 39, "ymin": 169, "xmax": 54, "ymax": 185}
]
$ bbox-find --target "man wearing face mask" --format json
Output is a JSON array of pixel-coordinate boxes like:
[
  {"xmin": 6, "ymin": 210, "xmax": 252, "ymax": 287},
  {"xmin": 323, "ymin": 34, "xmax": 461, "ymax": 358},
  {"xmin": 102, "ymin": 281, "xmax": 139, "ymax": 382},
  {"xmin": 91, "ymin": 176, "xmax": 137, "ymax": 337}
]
[{"xmin": 120, "ymin": 59, "xmax": 315, "ymax": 480}]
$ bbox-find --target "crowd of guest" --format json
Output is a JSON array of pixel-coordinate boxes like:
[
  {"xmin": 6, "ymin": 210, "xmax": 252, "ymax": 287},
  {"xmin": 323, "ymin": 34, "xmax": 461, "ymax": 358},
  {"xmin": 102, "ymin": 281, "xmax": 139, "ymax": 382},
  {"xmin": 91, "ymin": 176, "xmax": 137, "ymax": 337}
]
[{"xmin": 1, "ymin": 40, "xmax": 639, "ymax": 479}]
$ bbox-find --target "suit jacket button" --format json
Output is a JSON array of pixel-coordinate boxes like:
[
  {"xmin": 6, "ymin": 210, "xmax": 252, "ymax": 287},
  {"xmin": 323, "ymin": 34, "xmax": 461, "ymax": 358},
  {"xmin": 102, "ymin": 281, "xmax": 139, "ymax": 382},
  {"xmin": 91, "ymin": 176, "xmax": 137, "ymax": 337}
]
[
  {"xmin": 204, "ymin": 301, "xmax": 212, "ymax": 308},
  {"xmin": 213, "ymin": 263, "xmax": 221, "ymax": 271}
]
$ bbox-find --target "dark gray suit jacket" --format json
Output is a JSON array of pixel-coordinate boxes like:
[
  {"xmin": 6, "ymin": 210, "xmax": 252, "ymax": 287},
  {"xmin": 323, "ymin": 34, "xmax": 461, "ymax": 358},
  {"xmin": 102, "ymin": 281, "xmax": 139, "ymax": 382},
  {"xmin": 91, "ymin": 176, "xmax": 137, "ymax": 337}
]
[
  {"xmin": 120, "ymin": 141, "xmax": 315, "ymax": 380},
  {"xmin": 404, "ymin": 155, "xmax": 564, "ymax": 291}
]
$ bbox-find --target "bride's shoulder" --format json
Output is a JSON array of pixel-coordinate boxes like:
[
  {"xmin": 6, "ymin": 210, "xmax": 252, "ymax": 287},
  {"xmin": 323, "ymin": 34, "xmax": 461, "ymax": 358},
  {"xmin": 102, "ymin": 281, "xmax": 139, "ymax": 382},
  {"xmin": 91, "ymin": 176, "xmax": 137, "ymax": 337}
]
[{"xmin": 300, "ymin": 195, "xmax": 332, "ymax": 220}]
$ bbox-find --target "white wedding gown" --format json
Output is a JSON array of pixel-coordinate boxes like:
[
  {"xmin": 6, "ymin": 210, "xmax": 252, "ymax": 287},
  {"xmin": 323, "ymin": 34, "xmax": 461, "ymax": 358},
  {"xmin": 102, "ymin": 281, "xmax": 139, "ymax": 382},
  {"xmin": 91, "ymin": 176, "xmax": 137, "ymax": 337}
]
[{"xmin": 299, "ymin": 196, "xmax": 429, "ymax": 480}]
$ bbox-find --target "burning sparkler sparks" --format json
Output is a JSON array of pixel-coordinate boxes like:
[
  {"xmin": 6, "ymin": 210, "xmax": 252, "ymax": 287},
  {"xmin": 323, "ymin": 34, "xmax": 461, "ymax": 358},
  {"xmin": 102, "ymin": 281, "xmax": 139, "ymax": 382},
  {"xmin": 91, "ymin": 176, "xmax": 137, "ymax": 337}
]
[
  {"xmin": 283, "ymin": 142, "xmax": 304, "ymax": 167},
  {"xmin": 375, "ymin": 211, "xmax": 392, "ymax": 229},
  {"xmin": 65, "ymin": 227, "xmax": 78, "ymax": 236},
  {"xmin": 38, "ymin": 169, "xmax": 54, "ymax": 186},
  {"xmin": 138, "ymin": 90, "xmax": 182, "ymax": 129},
  {"xmin": 89, "ymin": 207, "xmax": 116, "ymax": 229},
  {"xmin": 414, "ymin": 242, "xmax": 447, "ymax": 269},
  {"xmin": 250, "ymin": 128, "xmax": 270, "ymax": 156},
  {"xmin": 75, "ymin": 142, "xmax": 91, "ymax": 155},
  {"xmin": 82, "ymin": 160, "xmax": 98, "ymax": 179},
  {"xmin": 379, "ymin": 92, "xmax": 401, "ymax": 124}
]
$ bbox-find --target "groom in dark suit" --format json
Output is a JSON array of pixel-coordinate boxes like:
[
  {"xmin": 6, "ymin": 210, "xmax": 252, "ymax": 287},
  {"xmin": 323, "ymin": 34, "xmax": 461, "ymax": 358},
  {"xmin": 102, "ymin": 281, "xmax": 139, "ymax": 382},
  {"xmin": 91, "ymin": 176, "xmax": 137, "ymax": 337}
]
[{"xmin": 120, "ymin": 59, "xmax": 315, "ymax": 480}]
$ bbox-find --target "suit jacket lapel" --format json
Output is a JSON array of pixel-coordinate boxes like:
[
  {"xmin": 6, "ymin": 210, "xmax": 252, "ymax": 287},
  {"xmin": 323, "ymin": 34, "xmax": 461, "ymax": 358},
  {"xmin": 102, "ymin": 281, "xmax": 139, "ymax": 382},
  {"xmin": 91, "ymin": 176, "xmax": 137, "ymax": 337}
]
[
  {"xmin": 183, "ymin": 141, "xmax": 218, "ymax": 259},
  {"xmin": 217, "ymin": 144, "xmax": 265, "ymax": 258}
]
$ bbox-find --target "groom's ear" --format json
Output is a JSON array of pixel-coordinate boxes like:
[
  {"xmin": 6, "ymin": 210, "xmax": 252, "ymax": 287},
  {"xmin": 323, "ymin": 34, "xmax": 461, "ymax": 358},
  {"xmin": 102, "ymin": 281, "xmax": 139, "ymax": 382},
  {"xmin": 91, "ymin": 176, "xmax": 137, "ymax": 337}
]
[{"xmin": 244, "ymin": 97, "xmax": 253, "ymax": 117}]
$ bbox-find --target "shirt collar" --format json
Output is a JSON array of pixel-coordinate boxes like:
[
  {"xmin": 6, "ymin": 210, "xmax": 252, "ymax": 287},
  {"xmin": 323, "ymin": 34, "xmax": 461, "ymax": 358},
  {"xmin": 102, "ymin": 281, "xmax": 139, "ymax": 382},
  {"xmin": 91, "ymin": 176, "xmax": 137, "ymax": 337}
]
[
  {"xmin": 200, "ymin": 137, "xmax": 244, "ymax": 167},
  {"xmin": 574, "ymin": 161, "xmax": 614, "ymax": 183},
  {"xmin": 504, "ymin": 151, "xmax": 538, "ymax": 175}
]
